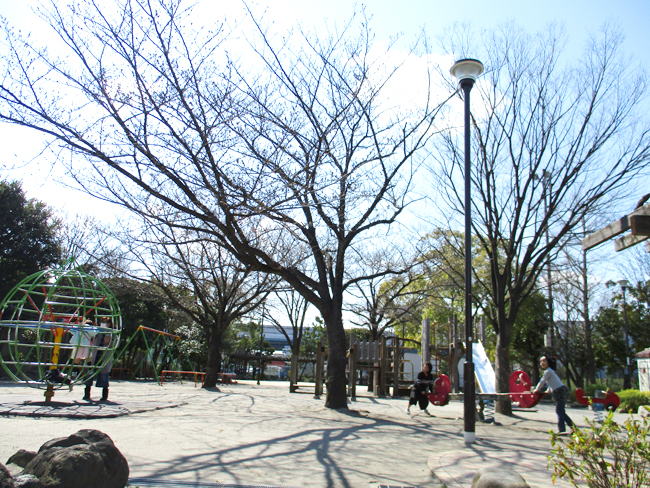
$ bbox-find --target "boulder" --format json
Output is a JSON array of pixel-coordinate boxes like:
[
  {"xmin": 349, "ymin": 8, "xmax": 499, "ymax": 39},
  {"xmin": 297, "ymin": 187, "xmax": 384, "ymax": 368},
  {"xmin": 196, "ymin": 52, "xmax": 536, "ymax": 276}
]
[
  {"xmin": 472, "ymin": 467, "xmax": 530, "ymax": 488},
  {"xmin": 23, "ymin": 430, "xmax": 128, "ymax": 488},
  {"xmin": 6, "ymin": 451, "xmax": 36, "ymax": 469},
  {"xmin": 0, "ymin": 463, "xmax": 15, "ymax": 488},
  {"xmin": 12, "ymin": 475, "xmax": 41, "ymax": 488}
]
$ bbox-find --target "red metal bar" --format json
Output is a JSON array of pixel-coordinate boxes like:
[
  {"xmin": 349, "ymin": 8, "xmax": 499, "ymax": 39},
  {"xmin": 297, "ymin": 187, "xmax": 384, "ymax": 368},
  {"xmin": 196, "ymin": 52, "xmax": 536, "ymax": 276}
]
[{"xmin": 138, "ymin": 326, "xmax": 181, "ymax": 340}]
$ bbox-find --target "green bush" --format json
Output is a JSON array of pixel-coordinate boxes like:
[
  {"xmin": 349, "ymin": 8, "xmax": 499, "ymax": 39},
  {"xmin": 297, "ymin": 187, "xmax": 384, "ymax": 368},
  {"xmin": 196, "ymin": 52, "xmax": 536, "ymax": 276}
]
[
  {"xmin": 618, "ymin": 389, "xmax": 650, "ymax": 413},
  {"xmin": 548, "ymin": 408, "xmax": 650, "ymax": 487}
]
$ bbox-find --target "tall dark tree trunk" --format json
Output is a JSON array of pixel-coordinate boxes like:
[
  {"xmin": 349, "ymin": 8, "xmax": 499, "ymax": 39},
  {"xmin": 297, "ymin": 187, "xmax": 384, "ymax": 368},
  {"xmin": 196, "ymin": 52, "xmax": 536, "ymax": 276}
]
[
  {"xmin": 203, "ymin": 327, "xmax": 223, "ymax": 388},
  {"xmin": 323, "ymin": 305, "xmax": 348, "ymax": 409},
  {"xmin": 495, "ymin": 315, "xmax": 513, "ymax": 415},
  {"xmin": 584, "ymin": 315, "xmax": 595, "ymax": 384},
  {"xmin": 291, "ymin": 343, "xmax": 299, "ymax": 383},
  {"xmin": 582, "ymin": 249, "xmax": 596, "ymax": 384},
  {"xmin": 370, "ymin": 327, "xmax": 379, "ymax": 342}
]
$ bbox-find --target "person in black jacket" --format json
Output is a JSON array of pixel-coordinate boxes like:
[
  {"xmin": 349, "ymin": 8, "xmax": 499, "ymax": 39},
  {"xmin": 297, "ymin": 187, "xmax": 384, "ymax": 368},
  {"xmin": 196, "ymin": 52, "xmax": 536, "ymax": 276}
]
[{"xmin": 406, "ymin": 362, "xmax": 435, "ymax": 415}]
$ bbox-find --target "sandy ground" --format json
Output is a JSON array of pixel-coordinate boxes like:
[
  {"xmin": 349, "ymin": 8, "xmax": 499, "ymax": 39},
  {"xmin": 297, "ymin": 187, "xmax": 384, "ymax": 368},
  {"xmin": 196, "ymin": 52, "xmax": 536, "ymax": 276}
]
[{"xmin": 0, "ymin": 379, "xmax": 624, "ymax": 487}]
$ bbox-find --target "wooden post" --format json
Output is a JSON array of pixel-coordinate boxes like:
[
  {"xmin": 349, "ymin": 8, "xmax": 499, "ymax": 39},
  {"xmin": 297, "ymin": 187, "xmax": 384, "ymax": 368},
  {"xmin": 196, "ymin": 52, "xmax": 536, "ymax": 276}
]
[
  {"xmin": 314, "ymin": 339, "xmax": 324, "ymax": 399},
  {"xmin": 348, "ymin": 334, "xmax": 357, "ymax": 400},
  {"xmin": 289, "ymin": 350, "xmax": 298, "ymax": 393},
  {"xmin": 433, "ymin": 321, "xmax": 438, "ymax": 373},
  {"xmin": 378, "ymin": 336, "xmax": 387, "ymax": 397},
  {"xmin": 392, "ymin": 339, "xmax": 400, "ymax": 397},
  {"xmin": 422, "ymin": 318, "xmax": 430, "ymax": 371},
  {"xmin": 351, "ymin": 343, "xmax": 357, "ymax": 400}
]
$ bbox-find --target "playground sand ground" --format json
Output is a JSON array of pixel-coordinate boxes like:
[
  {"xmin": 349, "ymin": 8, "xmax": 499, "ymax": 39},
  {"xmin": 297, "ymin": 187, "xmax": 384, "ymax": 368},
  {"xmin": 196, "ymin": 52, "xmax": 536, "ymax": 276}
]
[{"xmin": 0, "ymin": 379, "xmax": 630, "ymax": 488}]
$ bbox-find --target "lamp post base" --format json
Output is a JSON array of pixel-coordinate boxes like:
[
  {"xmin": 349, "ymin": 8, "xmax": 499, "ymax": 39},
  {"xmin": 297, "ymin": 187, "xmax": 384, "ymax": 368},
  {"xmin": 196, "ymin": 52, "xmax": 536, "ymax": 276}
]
[{"xmin": 463, "ymin": 361, "xmax": 476, "ymax": 444}]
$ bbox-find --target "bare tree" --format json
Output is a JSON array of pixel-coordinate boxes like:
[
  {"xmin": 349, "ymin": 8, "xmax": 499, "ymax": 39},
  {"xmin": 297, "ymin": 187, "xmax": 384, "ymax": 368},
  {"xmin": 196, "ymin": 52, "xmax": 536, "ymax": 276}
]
[
  {"xmin": 346, "ymin": 252, "xmax": 426, "ymax": 341},
  {"xmin": 433, "ymin": 24, "xmax": 650, "ymax": 413},
  {"xmin": 118, "ymin": 220, "xmax": 279, "ymax": 388},
  {"xmin": 266, "ymin": 288, "xmax": 310, "ymax": 385},
  {"xmin": 0, "ymin": 1, "xmax": 447, "ymax": 408},
  {"xmin": 554, "ymin": 230, "xmax": 610, "ymax": 385}
]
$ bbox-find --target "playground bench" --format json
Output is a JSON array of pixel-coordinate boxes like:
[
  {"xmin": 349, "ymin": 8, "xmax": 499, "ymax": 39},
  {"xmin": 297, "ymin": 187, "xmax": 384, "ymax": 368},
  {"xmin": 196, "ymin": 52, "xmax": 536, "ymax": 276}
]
[
  {"xmin": 218, "ymin": 373, "xmax": 236, "ymax": 384},
  {"xmin": 161, "ymin": 370, "xmax": 205, "ymax": 387}
]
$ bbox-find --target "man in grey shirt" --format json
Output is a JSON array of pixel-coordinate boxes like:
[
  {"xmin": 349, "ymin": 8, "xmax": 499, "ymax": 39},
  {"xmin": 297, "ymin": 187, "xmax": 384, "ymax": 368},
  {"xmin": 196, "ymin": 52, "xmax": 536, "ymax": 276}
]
[{"xmin": 534, "ymin": 356, "xmax": 575, "ymax": 435}]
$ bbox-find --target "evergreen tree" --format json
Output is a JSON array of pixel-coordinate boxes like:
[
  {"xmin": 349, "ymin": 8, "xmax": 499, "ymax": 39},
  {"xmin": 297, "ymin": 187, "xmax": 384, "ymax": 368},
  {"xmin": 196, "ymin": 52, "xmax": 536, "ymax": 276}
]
[{"xmin": 0, "ymin": 180, "xmax": 61, "ymax": 302}]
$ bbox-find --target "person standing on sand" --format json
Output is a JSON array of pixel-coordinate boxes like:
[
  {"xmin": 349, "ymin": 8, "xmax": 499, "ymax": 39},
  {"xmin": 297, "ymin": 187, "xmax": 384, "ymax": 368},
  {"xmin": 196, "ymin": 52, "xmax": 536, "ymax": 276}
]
[
  {"xmin": 406, "ymin": 362, "xmax": 435, "ymax": 415},
  {"xmin": 534, "ymin": 355, "xmax": 575, "ymax": 435}
]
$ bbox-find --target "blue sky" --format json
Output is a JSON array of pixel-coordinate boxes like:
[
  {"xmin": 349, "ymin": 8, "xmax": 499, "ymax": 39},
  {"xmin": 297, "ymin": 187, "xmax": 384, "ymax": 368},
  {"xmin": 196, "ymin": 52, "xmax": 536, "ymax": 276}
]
[
  {"xmin": 0, "ymin": 0, "xmax": 647, "ymax": 296},
  {"xmin": 1, "ymin": 0, "xmax": 648, "ymax": 209}
]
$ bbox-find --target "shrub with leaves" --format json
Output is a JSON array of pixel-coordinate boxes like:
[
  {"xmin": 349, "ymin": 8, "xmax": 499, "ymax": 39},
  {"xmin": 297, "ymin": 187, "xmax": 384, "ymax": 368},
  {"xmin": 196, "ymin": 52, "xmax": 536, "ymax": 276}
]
[
  {"xmin": 548, "ymin": 408, "xmax": 650, "ymax": 487},
  {"xmin": 617, "ymin": 389, "xmax": 650, "ymax": 413}
]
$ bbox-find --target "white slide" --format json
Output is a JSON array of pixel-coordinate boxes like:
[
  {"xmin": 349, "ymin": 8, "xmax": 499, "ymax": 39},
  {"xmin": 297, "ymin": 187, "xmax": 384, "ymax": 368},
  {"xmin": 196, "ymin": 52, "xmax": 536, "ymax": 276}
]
[{"xmin": 472, "ymin": 341, "xmax": 495, "ymax": 393}]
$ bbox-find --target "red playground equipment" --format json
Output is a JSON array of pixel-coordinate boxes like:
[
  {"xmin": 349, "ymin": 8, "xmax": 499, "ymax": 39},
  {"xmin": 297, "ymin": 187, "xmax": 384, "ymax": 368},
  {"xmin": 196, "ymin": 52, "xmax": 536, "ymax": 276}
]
[
  {"xmin": 427, "ymin": 374, "xmax": 451, "ymax": 406},
  {"xmin": 425, "ymin": 371, "xmax": 544, "ymax": 410},
  {"xmin": 575, "ymin": 388, "xmax": 620, "ymax": 411},
  {"xmin": 509, "ymin": 370, "xmax": 544, "ymax": 408}
]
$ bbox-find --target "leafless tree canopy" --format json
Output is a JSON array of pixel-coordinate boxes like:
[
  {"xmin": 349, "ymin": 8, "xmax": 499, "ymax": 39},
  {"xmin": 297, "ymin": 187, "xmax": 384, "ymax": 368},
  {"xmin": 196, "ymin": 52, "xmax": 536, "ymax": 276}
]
[
  {"xmin": 345, "ymin": 249, "xmax": 429, "ymax": 340},
  {"xmin": 129, "ymin": 221, "xmax": 279, "ymax": 387},
  {"xmin": 432, "ymin": 23, "xmax": 650, "ymax": 413},
  {"xmin": 0, "ymin": 0, "xmax": 448, "ymax": 408}
]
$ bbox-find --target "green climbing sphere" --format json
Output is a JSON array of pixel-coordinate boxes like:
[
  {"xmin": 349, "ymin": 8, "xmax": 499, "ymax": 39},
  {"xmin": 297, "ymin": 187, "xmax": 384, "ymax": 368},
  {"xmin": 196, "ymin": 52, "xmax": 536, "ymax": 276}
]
[{"xmin": 0, "ymin": 261, "xmax": 122, "ymax": 390}]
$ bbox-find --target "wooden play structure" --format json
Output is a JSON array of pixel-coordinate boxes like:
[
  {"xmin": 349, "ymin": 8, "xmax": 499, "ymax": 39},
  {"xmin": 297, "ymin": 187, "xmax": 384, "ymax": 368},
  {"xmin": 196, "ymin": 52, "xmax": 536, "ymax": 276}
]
[
  {"xmin": 289, "ymin": 339, "xmax": 326, "ymax": 398},
  {"xmin": 346, "ymin": 335, "xmax": 397, "ymax": 399},
  {"xmin": 344, "ymin": 316, "xmax": 490, "ymax": 401},
  {"xmin": 582, "ymin": 201, "xmax": 650, "ymax": 253}
]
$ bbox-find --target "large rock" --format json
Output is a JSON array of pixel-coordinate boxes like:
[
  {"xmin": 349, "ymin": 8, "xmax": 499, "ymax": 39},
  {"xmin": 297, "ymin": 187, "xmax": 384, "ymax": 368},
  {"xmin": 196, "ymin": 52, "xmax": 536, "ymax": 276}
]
[
  {"xmin": 472, "ymin": 467, "xmax": 530, "ymax": 488},
  {"xmin": 0, "ymin": 463, "xmax": 15, "ymax": 488},
  {"xmin": 6, "ymin": 451, "xmax": 36, "ymax": 469},
  {"xmin": 12, "ymin": 475, "xmax": 41, "ymax": 488},
  {"xmin": 23, "ymin": 430, "xmax": 128, "ymax": 488}
]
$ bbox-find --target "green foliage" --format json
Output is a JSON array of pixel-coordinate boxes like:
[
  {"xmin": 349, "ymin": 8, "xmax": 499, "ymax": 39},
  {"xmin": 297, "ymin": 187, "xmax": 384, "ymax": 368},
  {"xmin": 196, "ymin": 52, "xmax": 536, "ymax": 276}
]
[
  {"xmin": 593, "ymin": 280, "xmax": 650, "ymax": 375},
  {"xmin": 300, "ymin": 317, "xmax": 327, "ymax": 355},
  {"xmin": 618, "ymin": 390, "xmax": 650, "ymax": 414},
  {"xmin": 510, "ymin": 291, "xmax": 550, "ymax": 382},
  {"xmin": 549, "ymin": 409, "xmax": 650, "ymax": 487},
  {"xmin": 225, "ymin": 320, "xmax": 273, "ymax": 355},
  {"xmin": 397, "ymin": 229, "xmax": 494, "ymax": 354},
  {"xmin": 0, "ymin": 180, "xmax": 61, "ymax": 302},
  {"xmin": 346, "ymin": 327, "xmax": 372, "ymax": 342},
  {"xmin": 104, "ymin": 278, "xmax": 173, "ymax": 339}
]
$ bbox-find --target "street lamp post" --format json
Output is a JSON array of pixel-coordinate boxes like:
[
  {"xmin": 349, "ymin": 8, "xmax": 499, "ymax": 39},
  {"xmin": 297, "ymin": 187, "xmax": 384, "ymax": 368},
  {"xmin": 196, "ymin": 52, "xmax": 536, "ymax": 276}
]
[
  {"xmin": 258, "ymin": 302, "xmax": 266, "ymax": 386},
  {"xmin": 542, "ymin": 170, "xmax": 554, "ymax": 351},
  {"xmin": 451, "ymin": 58, "xmax": 484, "ymax": 444},
  {"xmin": 618, "ymin": 279, "xmax": 631, "ymax": 389}
]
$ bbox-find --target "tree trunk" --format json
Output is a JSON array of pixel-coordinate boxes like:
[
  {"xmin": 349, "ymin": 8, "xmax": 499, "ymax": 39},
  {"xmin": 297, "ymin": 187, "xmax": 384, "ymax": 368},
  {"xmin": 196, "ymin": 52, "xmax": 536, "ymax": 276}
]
[
  {"xmin": 203, "ymin": 327, "xmax": 222, "ymax": 389},
  {"xmin": 323, "ymin": 306, "xmax": 348, "ymax": 409},
  {"xmin": 290, "ymin": 342, "xmax": 299, "ymax": 390},
  {"xmin": 371, "ymin": 327, "xmax": 379, "ymax": 342},
  {"xmin": 582, "ymin": 249, "xmax": 596, "ymax": 384},
  {"xmin": 584, "ymin": 315, "xmax": 595, "ymax": 384},
  {"xmin": 495, "ymin": 327, "xmax": 512, "ymax": 415}
]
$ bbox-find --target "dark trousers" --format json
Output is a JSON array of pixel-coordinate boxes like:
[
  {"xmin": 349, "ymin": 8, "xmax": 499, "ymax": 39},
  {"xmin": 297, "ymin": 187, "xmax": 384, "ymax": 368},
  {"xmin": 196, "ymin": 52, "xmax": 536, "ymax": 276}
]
[
  {"xmin": 556, "ymin": 400, "xmax": 574, "ymax": 432},
  {"xmin": 552, "ymin": 385, "xmax": 574, "ymax": 432},
  {"xmin": 409, "ymin": 390, "xmax": 429, "ymax": 410}
]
